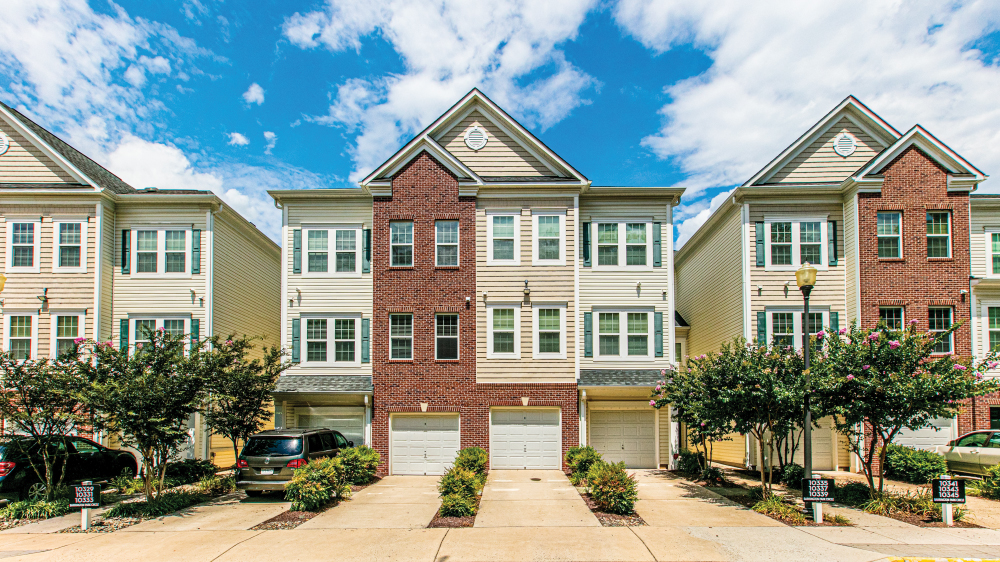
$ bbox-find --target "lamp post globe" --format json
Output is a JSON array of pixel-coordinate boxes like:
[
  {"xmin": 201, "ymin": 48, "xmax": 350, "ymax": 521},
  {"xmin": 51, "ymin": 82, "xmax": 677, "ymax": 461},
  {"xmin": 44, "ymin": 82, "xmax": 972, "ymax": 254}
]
[{"xmin": 796, "ymin": 262, "xmax": 817, "ymax": 499}]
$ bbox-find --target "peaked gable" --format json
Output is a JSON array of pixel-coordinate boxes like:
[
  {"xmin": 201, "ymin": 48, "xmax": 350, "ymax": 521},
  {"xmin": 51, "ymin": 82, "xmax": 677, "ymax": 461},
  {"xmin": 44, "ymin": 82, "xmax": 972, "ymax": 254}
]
[
  {"xmin": 436, "ymin": 109, "xmax": 553, "ymax": 177},
  {"xmin": 853, "ymin": 125, "xmax": 986, "ymax": 190},
  {"xmin": 0, "ymin": 115, "xmax": 77, "ymax": 185}
]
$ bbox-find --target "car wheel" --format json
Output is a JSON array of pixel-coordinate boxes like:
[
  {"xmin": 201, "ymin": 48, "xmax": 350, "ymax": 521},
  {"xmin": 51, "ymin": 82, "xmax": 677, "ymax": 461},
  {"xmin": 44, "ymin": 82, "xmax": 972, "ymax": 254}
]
[
  {"xmin": 25, "ymin": 482, "xmax": 47, "ymax": 501},
  {"xmin": 117, "ymin": 461, "xmax": 137, "ymax": 479},
  {"xmin": 245, "ymin": 490, "xmax": 263, "ymax": 497}
]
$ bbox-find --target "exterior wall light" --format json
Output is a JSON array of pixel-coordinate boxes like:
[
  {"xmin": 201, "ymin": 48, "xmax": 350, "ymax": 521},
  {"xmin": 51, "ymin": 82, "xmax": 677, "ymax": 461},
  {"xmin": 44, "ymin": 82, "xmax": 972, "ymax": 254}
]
[{"xmin": 523, "ymin": 280, "xmax": 530, "ymax": 296}]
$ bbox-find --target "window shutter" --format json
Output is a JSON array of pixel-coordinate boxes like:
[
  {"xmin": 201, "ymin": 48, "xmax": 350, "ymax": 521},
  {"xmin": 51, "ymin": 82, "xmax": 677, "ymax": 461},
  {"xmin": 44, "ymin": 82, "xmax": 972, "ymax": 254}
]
[
  {"xmin": 830, "ymin": 312, "xmax": 839, "ymax": 332},
  {"xmin": 757, "ymin": 311, "xmax": 766, "ymax": 346},
  {"xmin": 192, "ymin": 229, "xmax": 201, "ymax": 274},
  {"xmin": 828, "ymin": 220, "xmax": 838, "ymax": 266},
  {"xmin": 582, "ymin": 222, "xmax": 591, "ymax": 267},
  {"xmin": 584, "ymin": 312, "xmax": 593, "ymax": 357},
  {"xmin": 653, "ymin": 222, "xmax": 662, "ymax": 267},
  {"xmin": 121, "ymin": 229, "xmax": 130, "ymax": 274},
  {"xmin": 361, "ymin": 318, "xmax": 370, "ymax": 363},
  {"xmin": 755, "ymin": 222, "xmax": 764, "ymax": 267},
  {"xmin": 120, "ymin": 318, "xmax": 129, "ymax": 351},
  {"xmin": 190, "ymin": 318, "xmax": 200, "ymax": 349},
  {"xmin": 292, "ymin": 229, "xmax": 302, "ymax": 274},
  {"xmin": 362, "ymin": 228, "xmax": 371, "ymax": 273},
  {"xmin": 654, "ymin": 311, "xmax": 664, "ymax": 357},
  {"xmin": 291, "ymin": 318, "xmax": 301, "ymax": 363}
]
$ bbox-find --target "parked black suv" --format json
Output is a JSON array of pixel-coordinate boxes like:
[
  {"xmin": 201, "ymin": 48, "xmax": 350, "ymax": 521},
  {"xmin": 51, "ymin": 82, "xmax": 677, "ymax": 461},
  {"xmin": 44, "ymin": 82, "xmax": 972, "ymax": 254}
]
[
  {"xmin": 0, "ymin": 436, "xmax": 138, "ymax": 500},
  {"xmin": 236, "ymin": 428, "xmax": 354, "ymax": 496}
]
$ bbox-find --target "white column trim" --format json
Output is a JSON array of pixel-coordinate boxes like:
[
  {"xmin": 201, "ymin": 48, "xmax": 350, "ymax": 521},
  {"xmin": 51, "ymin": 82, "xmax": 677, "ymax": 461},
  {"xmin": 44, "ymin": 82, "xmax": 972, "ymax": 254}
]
[
  {"xmin": 205, "ymin": 210, "xmax": 214, "ymax": 340},
  {"xmin": 574, "ymin": 194, "xmax": 580, "ymax": 381},
  {"xmin": 92, "ymin": 203, "xmax": 102, "ymax": 341},
  {"xmin": 281, "ymin": 204, "xmax": 289, "ymax": 351},
  {"xmin": 741, "ymin": 203, "xmax": 751, "ymax": 340},
  {"xmin": 666, "ymin": 204, "xmax": 676, "ymax": 369}
]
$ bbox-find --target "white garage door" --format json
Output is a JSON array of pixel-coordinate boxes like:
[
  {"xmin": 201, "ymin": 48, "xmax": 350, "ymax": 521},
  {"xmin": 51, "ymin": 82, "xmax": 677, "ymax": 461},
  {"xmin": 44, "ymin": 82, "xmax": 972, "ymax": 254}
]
[
  {"xmin": 490, "ymin": 409, "xmax": 561, "ymax": 469},
  {"xmin": 390, "ymin": 415, "xmax": 460, "ymax": 475},
  {"xmin": 590, "ymin": 410, "xmax": 655, "ymax": 469},
  {"xmin": 298, "ymin": 413, "xmax": 365, "ymax": 447},
  {"xmin": 792, "ymin": 417, "xmax": 835, "ymax": 470},
  {"xmin": 892, "ymin": 417, "xmax": 957, "ymax": 451}
]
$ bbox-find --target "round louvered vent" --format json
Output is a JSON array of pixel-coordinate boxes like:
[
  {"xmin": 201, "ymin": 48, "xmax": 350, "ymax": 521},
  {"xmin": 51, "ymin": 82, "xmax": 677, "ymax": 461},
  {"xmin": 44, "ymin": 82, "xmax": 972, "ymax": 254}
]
[
  {"xmin": 833, "ymin": 132, "xmax": 857, "ymax": 157},
  {"xmin": 464, "ymin": 126, "xmax": 488, "ymax": 150},
  {"xmin": 0, "ymin": 132, "xmax": 9, "ymax": 156}
]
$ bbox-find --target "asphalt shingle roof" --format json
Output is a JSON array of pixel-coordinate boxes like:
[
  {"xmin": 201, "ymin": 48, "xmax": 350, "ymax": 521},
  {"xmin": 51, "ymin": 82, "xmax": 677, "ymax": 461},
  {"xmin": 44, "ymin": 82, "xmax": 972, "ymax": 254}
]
[
  {"xmin": 273, "ymin": 375, "xmax": 373, "ymax": 394},
  {"xmin": 579, "ymin": 369, "xmax": 665, "ymax": 387}
]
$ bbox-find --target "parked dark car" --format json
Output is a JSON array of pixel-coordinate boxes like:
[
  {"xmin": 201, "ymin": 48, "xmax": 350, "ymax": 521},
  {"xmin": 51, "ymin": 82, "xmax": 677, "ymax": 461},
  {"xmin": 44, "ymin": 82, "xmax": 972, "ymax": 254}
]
[
  {"xmin": 236, "ymin": 428, "xmax": 354, "ymax": 496},
  {"xmin": 0, "ymin": 436, "xmax": 138, "ymax": 500}
]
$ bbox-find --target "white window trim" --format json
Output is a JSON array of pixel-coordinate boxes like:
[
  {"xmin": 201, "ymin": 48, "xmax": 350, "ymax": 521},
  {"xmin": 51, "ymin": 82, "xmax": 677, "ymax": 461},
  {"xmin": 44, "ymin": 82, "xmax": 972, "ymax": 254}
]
[
  {"xmin": 487, "ymin": 304, "xmax": 521, "ymax": 359},
  {"xmin": 5, "ymin": 218, "xmax": 41, "ymax": 273},
  {"xmin": 49, "ymin": 310, "xmax": 86, "ymax": 358},
  {"xmin": 593, "ymin": 308, "xmax": 655, "ymax": 361},
  {"xmin": 763, "ymin": 217, "xmax": 828, "ymax": 271},
  {"xmin": 877, "ymin": 306, "xmax": 905, "ymax": 330},
  {"xmin": 389, "ymin": 313, "xmax": 413, "ymax": 361},
  {"xmin": 435, "ymin": 313, "xmax": 460, "ymax": 361},
  {"xmin": 128, "ymin": 316, "xmax": 191, "ymax": 354},
  {"xmin": 532, "ymin": 304, "xmax": 566, "ymax": 359},
  {"xmin": 390, "ymin": 221, "xmax": 414, "ymax": 267},
  {"xmin": 302, "ymin": 225, "xmax": 362, "ymax": 278},
  {"xmin": 927, "ymin": 211, "xmax": 952, "ymax": 259},
  {"xmin": 487, "ymin": 212, "xmax": 521, "ymax": 265},
  {"xmin": 435, "ymin": 220, "xmax": 460, "ymax": 267},
  {"xmin": 52, "ymin": 220, "xmax": 88, "ymax": 274},
  {"xmin": 300, "ymin": 313, "xmax": 362, "ymax": 368},
  {"xmin": 767, "ymin": 308, "xmax": 830, "ymax": 351},
  {"xmin": 591, "ymin": 221, "xmax": 654, "ymax": 270},
  {"xmin": 985, "ymin": 229, "xmax": 1000, "ymax": 278},
  {"xmin": 980, "ymin": 303, "xmax": 1000, "ymax": 375},
  {"xmin": 131, "ymin": 227, "xmax": 193, "ymax": 278},
  {"xmin": 928, "ymin": 307, "xmax": 954, "ymax": 355},
  {"xmin": 876, "ymin": 212, "xmax": 903, "ymax": 260},
  {"xmin": 532, "ymin": 211, "xmax": 566, "ymax": 266},
  {"xmin": 3, "ymin": 310, "xmax": 39, "ymax": 360}
]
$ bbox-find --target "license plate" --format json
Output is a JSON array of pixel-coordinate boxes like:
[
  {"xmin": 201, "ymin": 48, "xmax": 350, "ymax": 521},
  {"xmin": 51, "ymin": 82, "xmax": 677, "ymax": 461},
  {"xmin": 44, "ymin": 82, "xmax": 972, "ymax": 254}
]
[{"xmin": 259, "ymin": 468, "xmax": 274, "ymax": 475}]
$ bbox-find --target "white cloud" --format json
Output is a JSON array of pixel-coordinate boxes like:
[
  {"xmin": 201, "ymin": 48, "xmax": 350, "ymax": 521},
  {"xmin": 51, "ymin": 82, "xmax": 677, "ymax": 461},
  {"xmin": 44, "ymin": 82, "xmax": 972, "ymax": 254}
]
[
  {"xmin": 107, "ymin": 135, "xmax": 224, "ymax": 192},
  {"xmin": 263, "ymin": 131, "xmax": 277, "ymax": 154},
  {"xmin": 243, "ymin": 82, "xmax": 265, "ymax": 105},
  {"xmin": 614, "ymin": 0, "xmax": 1000, "ymax": 205},
  {"xmin": 674, "ymin": 188, "xmax": 734, "ymax": 248},
  {"xmin": 227, "ymin": 132, "xmax": 250, "ymax": 146},
  {"xmin": 284, "ymin": 0, "xmax": 600, "ymax": 180}
]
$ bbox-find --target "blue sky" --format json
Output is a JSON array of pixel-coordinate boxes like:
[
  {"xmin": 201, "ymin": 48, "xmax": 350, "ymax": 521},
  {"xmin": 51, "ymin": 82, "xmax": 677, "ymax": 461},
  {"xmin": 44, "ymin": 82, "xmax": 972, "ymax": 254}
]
[{"xmin": 2, "ymin": 1, "xmax": 1000, "ymax": 244}]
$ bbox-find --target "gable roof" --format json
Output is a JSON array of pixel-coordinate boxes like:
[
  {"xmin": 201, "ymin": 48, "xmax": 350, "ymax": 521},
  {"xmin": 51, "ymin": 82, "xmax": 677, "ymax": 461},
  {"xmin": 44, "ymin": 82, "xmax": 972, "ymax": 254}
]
[
  {"xmin": 852, "ymin": 124, "xmax": 986, "ymax": 190},
  {"xmin": 744, "ymin": 96, "xmax": 901, "ymax": 187},
  {"xmin": 361, "ymin": 88, "xmax": 588, "ymax": 187},
  {"xmin": 0, "ymin": 102, "xmax": 136, "ymax": 194}
]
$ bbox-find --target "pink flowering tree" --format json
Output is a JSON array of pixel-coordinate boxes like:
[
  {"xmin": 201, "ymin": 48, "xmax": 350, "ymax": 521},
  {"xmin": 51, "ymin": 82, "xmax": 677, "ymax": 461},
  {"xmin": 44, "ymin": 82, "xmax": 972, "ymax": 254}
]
[
  {"xmin": 814, "ymin": 321, "xmax": 1000, "ymax": 494},
  {"xmin": 650, "ymin": 365, "xmax": 731, "ymax": 476}
]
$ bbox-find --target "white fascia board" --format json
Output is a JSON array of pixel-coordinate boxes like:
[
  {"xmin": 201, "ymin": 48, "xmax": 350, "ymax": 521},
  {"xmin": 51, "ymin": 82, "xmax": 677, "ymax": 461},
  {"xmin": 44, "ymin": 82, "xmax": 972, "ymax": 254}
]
[
  {"xmin": 854, "ymin": 125, "xmax": 987, "ymax": 184},
  {"xmin": 0, "ymin": 104, "xmax": 99, "ymax": 189},
  {"xmin": 362, "ymin": 135, "xmax": 483, "ymax": 187}
]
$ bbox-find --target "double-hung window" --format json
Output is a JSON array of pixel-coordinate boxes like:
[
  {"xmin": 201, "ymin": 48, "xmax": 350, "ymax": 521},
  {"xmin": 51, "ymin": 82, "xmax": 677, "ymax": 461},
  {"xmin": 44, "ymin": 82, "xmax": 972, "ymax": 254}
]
[
  {"xmin": 132, "ymin": 228, "xmax": 191, "ymax": 276},
  {"xmin": 767, "ymin": 309, "xmax": 828, "ymax": 350},
  {"xmin": 134, "ymin": 319, "xmax": 157, "ymax": 348},
  {"xmin": 988, "ymin": 231, "xmax": 1000, "ymax": 276},
  {"xmin": 164, "ymin": 231, "xmax": 186, "ymax": 273},
  {"xmin": 929, "ymin": 307, "xmax": 952, "ymax": 354},
  {"xmin": 436, "ymin": 314, "xmax": 458, "ymax": 360},
  {"xmin": 879, "ymin": 307, "xmax": 904, "ymax": 330},
  {"xmin": 877, "ymin": 212, "xmax": 902, "ymax": 258},
  {"xmin": 488, "ymin": 306, "xmax": 519, "ymax": 358},
  {"xmin": 764, "ymin": 218, "xmax": 828, "ymax": 269},
  {"xmin": 303, "ymin": 316, "xmax": 360, "ymax": 365},
  {"xmin": 595, "ymin": 310, "xmax": 653, "ymax": 360},
  {"xmin": 334, "ymin": 319, "xmax": 355, "ymax": 362},
  {"xmin": 436, "ymin": 221, "xmax": 458, "ymax": 266},
  {"xmin": 51, "ymin": 313, "xmax": 85, "ymax": 358},
  {"xmin": 303, "ymin": 227, "xmax": 360, "ymax": 275},
  {"xmin": 307, "ymin": 230, "xmax": 328, "ymax": 272},
  {"xmin": 4, "ymin": 313, "xmax": 36, "ymax": 359},
  {"xmin": 593, "ymin": 222, "xmax": 652, "ymax": 268},
  {"xmin": 131, "ymin": 317, "xmax": 188, "ymax": 352},
  {"xmin": 487, "ymin": 213, "xmax": 519, "ymax": 264},
  {"xmin": 335, "ymin": 230, "xmax": 357, "ymax": 272},
  {"xmin": 772, "ymin": 312, "xmax": 795, "ymax": 348},
  {"xmin": 391, "ymin": 222, "xmax": 413, "ymax": 267},
  {"xmin": 306, "ymin": 319, "xmax": 327, "ymax": 362},
  {"xmin": 533, "ymin": 212, "xmax": 564, "ymax": 265},
  {"xmin": 533, "ymin": 305, "xmax": 565, "ymax": 358},
  {"xmin": 927, "ymin": 212, "xmax": 951, "ymax": 258},
  {"xmin": 988, "ymin": 307, "xmax": 1000, "ymax": 352},
  {"xmin": 54, "ymin": 221, "xmax": 87, "ymax": 272},
  {"xmin": 389, "ymin": 314, "xmax": 413, "ymax": 360},
  {"xmin": 6, "ymin": 220, "xmax": 40, "ymax": 272}
]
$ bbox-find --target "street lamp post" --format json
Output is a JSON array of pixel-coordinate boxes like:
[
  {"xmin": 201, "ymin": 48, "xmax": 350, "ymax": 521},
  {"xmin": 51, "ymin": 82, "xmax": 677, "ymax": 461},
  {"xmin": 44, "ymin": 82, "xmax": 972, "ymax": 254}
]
[{"xmin": 795, "ymin": 262, "xmax": 818, "ymax": 489}]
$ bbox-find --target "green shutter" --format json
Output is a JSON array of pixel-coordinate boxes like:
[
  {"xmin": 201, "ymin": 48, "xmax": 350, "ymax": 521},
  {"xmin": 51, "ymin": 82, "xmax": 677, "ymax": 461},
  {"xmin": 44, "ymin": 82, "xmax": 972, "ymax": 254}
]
[
  {"xmin": 830, "ymin": 312, "xmax": 839, "ymax": 332},
  {"xmin": 757, "ymin": 311, "xmax": 767, "ymax": 346},
  {"xmin": 120, "ymin": 318, "xmax": 129, "ymax": 351},
  {"xmin": 361, "ymin": 318, "xmax": 370, "ymax": 363},
  {"xmin": 121, "ymin": 229, "xmax": 130, "ymax": 274},
  {"xmin": 828, "ymin": 220, "xmax": 838, "ymax": 266},
  {"xmin": 190, "ymin": 318, "xmax": 200, "ymax": 349},
  {"xmin": 584, "ymin": 312, "xmax": 593, "ymax": 357},
  {"xmin": 653, "ymin": 222, "xmax": 662, "ymax": 267},
  {"xmin": 362, "ymin": 228, "xmax": 371, "ymax": 273},
  {"xmin": 755, "ymin": 222, "xmax": 764, "ymax": 267},
  {"xmin": 291, "ymin": 318, "xmax": 301, "ymax": 363},
  {"xmin": 292, "ymin": 229, "xmax": 302, "ymax": 274},
  {"xmin": 582, "ymin": 222, "xmax": 591, "ymax": 267},
  {"xmin": 654, "ymin": 311, "xmax": 664, "ymax": 357},
  {"xmin": 192, "ymin": 229, "xmax": 201, "ymax": 274}
]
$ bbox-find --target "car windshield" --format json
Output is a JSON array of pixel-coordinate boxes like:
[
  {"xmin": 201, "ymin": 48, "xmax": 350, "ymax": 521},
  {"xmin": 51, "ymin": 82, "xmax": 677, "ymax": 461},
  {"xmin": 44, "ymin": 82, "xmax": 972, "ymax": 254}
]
[{"xmin": 242, "ymin": 437, "xmax": 303, "ymax": 457}]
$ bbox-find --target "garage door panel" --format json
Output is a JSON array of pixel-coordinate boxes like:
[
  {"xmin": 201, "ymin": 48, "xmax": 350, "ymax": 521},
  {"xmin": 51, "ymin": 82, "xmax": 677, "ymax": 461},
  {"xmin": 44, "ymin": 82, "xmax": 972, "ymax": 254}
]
[
  {"xmin": 390, "ymin": 415, "xmax": 460, "ymax": 476},
  {"xmin": 490, "ymin": 409, "xmax": 561, "ymax": 470},
  {"xmin": 893, "ymin": 418, "xmax": 956, "ymax": 451},
  {"xmin": 590, "ymin": 410, "xmax": 655, "ymax": 469}
]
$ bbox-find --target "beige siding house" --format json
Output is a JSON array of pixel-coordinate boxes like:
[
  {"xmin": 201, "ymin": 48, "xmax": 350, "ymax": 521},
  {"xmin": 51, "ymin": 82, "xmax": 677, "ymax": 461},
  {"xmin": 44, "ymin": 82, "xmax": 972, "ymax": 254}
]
[
  {"xmin": 0, "ymin": 102, "xmax": 280, "ymax": 469},
  {"xmin": 970, "ymin": 195, "xmax": 1000, "ymax": 379}
]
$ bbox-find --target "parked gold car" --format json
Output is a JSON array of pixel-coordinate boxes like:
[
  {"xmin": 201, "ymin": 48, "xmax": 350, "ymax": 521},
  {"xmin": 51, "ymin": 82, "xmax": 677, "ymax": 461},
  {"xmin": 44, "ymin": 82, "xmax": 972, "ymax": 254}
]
[{"xmin": 935, "ymin": 431, "xmax": 1000, "ymax": 476}]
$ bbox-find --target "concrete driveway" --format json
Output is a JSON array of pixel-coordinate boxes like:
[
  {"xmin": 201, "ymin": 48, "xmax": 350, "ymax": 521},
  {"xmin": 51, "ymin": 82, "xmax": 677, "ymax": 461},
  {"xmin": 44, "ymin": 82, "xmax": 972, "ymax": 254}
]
[
  {"xmin": 122, "ymin": 492, "xmax": 289, "ymax": 532},
  {"xmin": 297, "ymin": 475, "xmax": 441, "ymax": 529},
  {"xmin": 474, "ymin": 470, "xmax": 598, "ymax": 527}
]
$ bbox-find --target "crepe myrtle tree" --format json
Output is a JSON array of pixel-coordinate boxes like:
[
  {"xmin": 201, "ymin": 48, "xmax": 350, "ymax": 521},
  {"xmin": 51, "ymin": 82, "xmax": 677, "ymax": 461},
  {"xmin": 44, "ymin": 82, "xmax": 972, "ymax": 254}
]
[
  {"xmin": 0, "ymin": 348, "xmax": 91, "ymax": 500},
  {"xmin": 650, "ymin": 366, "xmax": 731, "ymax": 474},
  {"xmin": 814, "ymin": 321, "xmax": 1000, "ymax": 494},
  {"xmin": 200, "ymin": 335, "xmax": 290, "ymax": 467}
]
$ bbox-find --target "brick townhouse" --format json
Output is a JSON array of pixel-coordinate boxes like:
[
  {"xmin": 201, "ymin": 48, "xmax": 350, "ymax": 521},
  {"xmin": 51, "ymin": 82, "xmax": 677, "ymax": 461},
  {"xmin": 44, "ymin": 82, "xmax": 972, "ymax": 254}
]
[{"xmin": 270, "ymin": 89, "xmax": 685, "ymax": 474}]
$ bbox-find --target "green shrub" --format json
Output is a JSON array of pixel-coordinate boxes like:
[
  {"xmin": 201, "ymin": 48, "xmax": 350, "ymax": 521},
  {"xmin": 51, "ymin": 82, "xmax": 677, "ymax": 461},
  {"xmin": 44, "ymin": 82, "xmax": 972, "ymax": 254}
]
[
  {"xmin": 587, "ymin": 461, "xmax": 638, "ymax": 515},
  {"xmin": 164, "ymin": 459, "xmax": 218, "ymax": 485},
  {"xmin": 751, "ymin": 493, "xmax": 806, "ymax": 525},
  {"xmin": 197, "ymin": 475, "xmax": 236, "ymax": 496},
  {"xmin": 700, "ymin": 466, "xmax": 726, "ymax": 486},
  {"xmin": 105, "ymin": 491, "xmax": 204, "ymax": 518},
  {"xmin": 439, "ymin": 493, "xmax": 477, "ymax": 517},
  {"xmin": 339, "ymin": 446, "xmax": 381, "ymax": 485},
  {"xmin": 438, "ymin": 466, "xmax": 479, "ymax": 499},
  {"xmin": 0, "ymin": 499, "xmax": 70, "ymax": 520},
  {"xmin": 969, "ymin": 464, "xmax": 1000, "ymax": 500},
  {"xmin": 284, "ymin": 458, "xmax": 350, "ymax": 512},
  {"xmin": 454, "ymin": 447, "xmax": 488, "ymax": 476},
  {"xmin": 111, "ymin": 470, "xmax": 144, "ymax": 495},
  {"xmin": 677, "ymin": 449, "xmax": 704, "ymax": 474},
  {"xmin": 566, "ymin": 446, "xmax": 602, "ymax": 485},
  {"xmin": 883, "ymin": 443, "xmax": 948, "ymax": 484},
  {"xmin": 833, "ymin": 482, "xmax": 871, "ymax": 506},
  {"xmin": 779, "ymin": 463, "xmax": 805, "ymax": 487}
]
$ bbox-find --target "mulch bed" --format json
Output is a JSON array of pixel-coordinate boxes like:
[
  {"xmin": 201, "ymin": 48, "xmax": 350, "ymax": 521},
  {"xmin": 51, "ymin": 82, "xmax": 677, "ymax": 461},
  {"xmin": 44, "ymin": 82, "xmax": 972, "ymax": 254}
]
[
  {"xmin": 715, "ymin": 489, "xmax": 852, "ymax": 527},
  {"xmin": 428, "ymin": 494, "xmax": 481, "ymax": 528},
  {"xmin": 879, "ymin": 510, "xmax": 981, "ymax": 528},
  {"xmin": 0, "ymin": 519, "xmax": 41, "ymax": 531},
  {"xmin": 251, "ymin": 478, "xmax": 381, "ymax": 531},
  {"xmin": 578, "ymin": 492, "xmax": 646, "ymax": 527}
]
